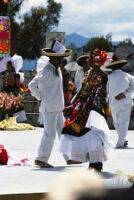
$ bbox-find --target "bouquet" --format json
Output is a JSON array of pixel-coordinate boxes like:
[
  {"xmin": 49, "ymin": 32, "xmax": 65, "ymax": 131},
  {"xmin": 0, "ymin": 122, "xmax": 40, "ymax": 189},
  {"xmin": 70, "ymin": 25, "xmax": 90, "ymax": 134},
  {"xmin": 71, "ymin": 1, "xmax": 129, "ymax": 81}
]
[{"xmin": 0, "ymin": 92, "xmax": 24, "ymax": 120}]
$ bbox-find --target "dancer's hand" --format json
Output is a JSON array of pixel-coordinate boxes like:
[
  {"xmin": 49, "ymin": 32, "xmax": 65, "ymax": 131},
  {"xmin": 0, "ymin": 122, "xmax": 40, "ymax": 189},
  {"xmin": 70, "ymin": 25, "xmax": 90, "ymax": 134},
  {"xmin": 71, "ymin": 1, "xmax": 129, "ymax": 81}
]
[{"xmin": 115, "ymin": 93, "xmax": 126, "ymax": 100}]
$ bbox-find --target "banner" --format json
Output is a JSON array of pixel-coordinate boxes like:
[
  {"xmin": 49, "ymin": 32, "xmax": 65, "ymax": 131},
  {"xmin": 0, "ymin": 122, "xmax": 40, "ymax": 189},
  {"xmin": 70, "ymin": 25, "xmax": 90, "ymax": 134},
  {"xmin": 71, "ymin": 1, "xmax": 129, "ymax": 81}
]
[
  {"xmin": 0, "ymin": 16, "xmax": 10, "ymax": 60},
  {"xmin": 3, "ymin": 0, "xmax": 13, "ymax": 4}
]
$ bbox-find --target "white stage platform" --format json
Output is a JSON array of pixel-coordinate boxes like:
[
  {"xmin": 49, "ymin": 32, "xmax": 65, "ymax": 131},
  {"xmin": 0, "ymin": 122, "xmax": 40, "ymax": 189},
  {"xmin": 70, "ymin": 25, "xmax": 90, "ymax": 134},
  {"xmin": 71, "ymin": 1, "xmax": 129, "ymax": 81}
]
[{"xmin": 0, "ymin": 128, "xmax": 134, "ymax": 195}]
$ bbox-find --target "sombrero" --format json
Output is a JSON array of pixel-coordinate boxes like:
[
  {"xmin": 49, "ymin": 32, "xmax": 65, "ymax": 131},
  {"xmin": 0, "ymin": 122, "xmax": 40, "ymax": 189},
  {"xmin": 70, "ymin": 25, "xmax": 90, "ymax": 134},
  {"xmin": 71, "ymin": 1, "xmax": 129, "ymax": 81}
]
[
  {"xmin": 42, "ymin": 40, "xmax": 72, "ymax": 57},
  {"xmin": 77, "ymin": 55, "xmax": 89, "ymax": 67},
  {"xmin": 104, "ymin": 60, "xmax": 128, "ymax": 69},
  {"xmin": 42, "ymin": 48, "xmax": 72, "ymax": 57}
]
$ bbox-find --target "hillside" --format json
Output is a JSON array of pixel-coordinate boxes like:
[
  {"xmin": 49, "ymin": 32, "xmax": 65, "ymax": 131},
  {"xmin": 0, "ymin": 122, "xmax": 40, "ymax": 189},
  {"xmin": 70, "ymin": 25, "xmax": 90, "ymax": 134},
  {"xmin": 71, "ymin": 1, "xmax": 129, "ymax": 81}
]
[
  {"xmin": 66, "ymin": 33, "xmax": 119, "ymax": 47},
  {"xmin": 66, "ymin": 33, "xmax": 90, "ymax": 47}
]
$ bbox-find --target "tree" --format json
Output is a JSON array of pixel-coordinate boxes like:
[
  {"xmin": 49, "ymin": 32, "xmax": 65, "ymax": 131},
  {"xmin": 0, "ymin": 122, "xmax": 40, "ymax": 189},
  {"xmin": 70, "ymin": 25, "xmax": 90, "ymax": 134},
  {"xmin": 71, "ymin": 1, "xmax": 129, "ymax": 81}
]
[
  {"xmin": 0, "ymin": 0, "xmax": 25, "ymax": 19},
  {"xmin": 118, "ymin": 38, "xmax": 133, "ymax": 46},
  {"xmin": 83, "ymin": 34, "xmax": 113, "ymax": 53},
  {"xmin": 0, "ymin": 1, "xmax": 25, "ymax": 57},
  {"xmin": 17, "ymin": 0, "xmax": 62, "ymax": 59}
]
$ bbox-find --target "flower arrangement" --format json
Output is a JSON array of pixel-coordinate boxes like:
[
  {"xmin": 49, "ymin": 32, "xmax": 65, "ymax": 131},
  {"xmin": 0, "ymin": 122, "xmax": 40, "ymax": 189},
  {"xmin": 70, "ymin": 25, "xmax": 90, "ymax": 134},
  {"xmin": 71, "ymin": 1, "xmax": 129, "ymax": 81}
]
[
  {"xmin": 0, "ymin": 92, "xmax": 24, "ymax": 119},
  {"xmin": 92, "ymin": 49, "xmax": 108, "ymax": 67}
]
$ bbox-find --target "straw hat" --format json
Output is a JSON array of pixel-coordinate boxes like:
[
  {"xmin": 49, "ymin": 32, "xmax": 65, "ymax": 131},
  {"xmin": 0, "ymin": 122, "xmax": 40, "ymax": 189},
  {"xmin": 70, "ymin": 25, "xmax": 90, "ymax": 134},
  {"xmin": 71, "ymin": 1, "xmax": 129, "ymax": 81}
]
[
  {"xmin": 104, "ymin": 60, "xmax": 128, "ymax": 69},
  {"xmin": 42, "ymin": 40, "xmax": 72, "ymax": 57},
  {"xmin": 76, "ymin": 55, "xmax": 89, "ymax": 67}
]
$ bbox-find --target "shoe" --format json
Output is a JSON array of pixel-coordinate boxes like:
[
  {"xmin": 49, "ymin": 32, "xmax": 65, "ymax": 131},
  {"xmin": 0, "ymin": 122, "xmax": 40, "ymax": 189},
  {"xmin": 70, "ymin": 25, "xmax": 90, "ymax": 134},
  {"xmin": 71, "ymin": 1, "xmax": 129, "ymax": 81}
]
[
  {"xmin": 115, "ymin": 145, "xmax": 125, "ymax": 149},
  {"xmin": 35, "ymin": 160, "xmax": 53, "ymax": 168},
  {"xmin": 116, "ymin": 140, "xmax": 128, "ymax": 149},
  {"xmin": 89, "ymin": 162, "xmax": 103, "ymax": 172},
  {"xmin": 124, "ymin": 140, "xmax": 128, "ymax": 147},
  {"xmin": 67, "ymin": 160, "xmax": 82, "ymax": 165}
]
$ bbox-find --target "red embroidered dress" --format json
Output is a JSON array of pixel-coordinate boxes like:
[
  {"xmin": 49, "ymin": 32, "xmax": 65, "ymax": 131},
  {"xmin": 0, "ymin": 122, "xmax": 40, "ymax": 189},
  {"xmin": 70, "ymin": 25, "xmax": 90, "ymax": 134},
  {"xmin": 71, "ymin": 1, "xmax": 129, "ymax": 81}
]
[{"xmin": 62, "ymin": 67, "xmax": 108, "ymax": 137}]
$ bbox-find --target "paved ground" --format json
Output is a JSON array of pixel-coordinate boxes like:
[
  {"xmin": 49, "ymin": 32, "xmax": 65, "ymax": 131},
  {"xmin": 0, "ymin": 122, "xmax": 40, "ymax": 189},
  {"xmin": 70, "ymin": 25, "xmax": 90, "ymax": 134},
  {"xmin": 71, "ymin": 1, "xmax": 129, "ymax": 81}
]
[{"xmin": 0, "ymin": 128, "xmax": 134, "ymax": 195}]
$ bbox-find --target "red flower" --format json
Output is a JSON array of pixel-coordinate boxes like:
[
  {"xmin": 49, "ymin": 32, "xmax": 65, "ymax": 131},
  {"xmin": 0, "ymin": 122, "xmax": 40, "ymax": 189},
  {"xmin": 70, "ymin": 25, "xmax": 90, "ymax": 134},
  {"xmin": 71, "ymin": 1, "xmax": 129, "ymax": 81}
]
[
  {"xmin": 0, "ymin": 30, "xmax": 9, "ymax": 41},
  {"xmin": 94, "ymin": 49, "xmax": 100, "ymax": 56},
  {"xmin": 93, "ymin": 50, "xmax": 107, "ymax": 67}
]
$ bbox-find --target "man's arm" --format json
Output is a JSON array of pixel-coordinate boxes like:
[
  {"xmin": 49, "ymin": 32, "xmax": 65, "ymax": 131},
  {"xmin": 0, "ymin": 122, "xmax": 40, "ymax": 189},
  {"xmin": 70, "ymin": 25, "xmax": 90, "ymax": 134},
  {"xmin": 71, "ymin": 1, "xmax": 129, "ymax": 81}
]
[
  {"xmin": 115, "ymin": 73, "xmax": 134, "ymax": 100},
  {"xmin": 28, "ymin": 73, "xmax": 42, "ymax": 100}
]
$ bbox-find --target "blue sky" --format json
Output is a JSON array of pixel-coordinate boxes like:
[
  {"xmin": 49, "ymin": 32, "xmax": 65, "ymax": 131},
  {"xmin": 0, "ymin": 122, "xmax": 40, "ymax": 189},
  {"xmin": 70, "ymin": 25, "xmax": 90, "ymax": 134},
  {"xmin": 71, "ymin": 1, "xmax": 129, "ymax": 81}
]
[{"xmin": 20, "ymin": 0, "xmax": 134, "ymax": 42}]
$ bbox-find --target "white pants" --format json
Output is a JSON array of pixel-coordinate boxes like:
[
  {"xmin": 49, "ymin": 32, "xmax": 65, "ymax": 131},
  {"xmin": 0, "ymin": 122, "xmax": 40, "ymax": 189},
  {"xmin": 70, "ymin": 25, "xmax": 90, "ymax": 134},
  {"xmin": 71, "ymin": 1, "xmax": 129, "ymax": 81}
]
[
  {"xmin": 38, "ymin": 113, "xmax": 44, "ymax": 125},
  {"xmin": 36, "ymin": 112, "xmax": 65, "ymax": 162},
  {"xmin": 110, "ymin": 104, "xmax": 131, "ymax": 147}
]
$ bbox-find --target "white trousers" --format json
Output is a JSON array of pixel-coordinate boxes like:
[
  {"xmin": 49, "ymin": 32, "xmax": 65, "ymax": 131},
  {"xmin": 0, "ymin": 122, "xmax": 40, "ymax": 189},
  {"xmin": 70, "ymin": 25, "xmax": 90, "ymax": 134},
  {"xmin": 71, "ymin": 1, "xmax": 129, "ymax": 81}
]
[
  {"xmin": 36, "ymin": 112, "xmax": 65, "ymax": 162},
  {"xmin": 110, "ymin": 104, "xmax": 131, "ymax": 147}
]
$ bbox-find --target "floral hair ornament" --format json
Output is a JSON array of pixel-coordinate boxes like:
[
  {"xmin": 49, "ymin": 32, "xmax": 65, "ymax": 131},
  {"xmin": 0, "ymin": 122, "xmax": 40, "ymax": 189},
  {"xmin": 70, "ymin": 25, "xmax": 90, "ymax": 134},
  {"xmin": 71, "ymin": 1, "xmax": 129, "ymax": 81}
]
[{"xmin": 91, "ymin": 49, "xmax": 108, "ymax": 67}]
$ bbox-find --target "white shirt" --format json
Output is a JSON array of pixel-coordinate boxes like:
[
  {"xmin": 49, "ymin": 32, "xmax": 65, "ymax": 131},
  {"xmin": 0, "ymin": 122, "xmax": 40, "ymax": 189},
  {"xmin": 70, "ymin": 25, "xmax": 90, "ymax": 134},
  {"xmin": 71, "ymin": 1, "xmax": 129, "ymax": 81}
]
[
  {"xmin": 74, "ymin": 68, "xmax": 84, "ymax": 92},
  {"xmin": 107, "ymin": 69, "xmax": 134, "ymax": 108},
  {"xmin": 28, "ymin": 62, "xmax": 64, "ymax": 113}
]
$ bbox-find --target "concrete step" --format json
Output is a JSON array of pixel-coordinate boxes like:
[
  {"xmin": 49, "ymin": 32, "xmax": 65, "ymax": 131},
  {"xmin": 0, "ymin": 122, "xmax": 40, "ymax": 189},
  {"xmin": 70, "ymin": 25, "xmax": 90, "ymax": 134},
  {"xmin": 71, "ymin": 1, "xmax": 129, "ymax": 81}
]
[{"xmin": 25, "ymin": 113, "xmax": 41, "ymax": 127}]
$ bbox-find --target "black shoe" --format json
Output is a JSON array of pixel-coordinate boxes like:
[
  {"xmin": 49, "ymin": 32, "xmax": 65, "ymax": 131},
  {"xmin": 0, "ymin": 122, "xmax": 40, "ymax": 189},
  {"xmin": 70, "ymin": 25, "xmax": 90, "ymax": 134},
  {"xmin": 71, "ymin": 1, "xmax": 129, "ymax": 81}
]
[
  {"xmin": 35, "ymin": 160, "xmax": 53, "ymax": 168},
  {"xmin": 89, "ymin": 162, "xmax": 103, "ymax": 172},
  {"xmin": 67, "ymin": 160, "xmax": 82, "ymax": 165},
  {"xmin": 124, "ymin": 140, "xmax": 128, "ymax": 147}
]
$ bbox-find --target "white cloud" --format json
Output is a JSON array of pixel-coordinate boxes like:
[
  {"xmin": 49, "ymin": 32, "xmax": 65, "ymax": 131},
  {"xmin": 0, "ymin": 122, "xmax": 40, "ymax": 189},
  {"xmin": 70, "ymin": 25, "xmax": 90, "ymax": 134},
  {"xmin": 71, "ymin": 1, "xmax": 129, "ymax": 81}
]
[{"xmin": 20, "ymin": 0, "xmax": 134, "ymax": 42}]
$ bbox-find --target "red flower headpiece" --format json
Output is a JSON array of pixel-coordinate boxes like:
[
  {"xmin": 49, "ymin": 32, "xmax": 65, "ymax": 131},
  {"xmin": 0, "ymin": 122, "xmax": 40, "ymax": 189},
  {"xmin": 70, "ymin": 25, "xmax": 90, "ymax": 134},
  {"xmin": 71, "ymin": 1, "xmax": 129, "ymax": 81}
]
[{"xmin": 92, "ymin": 49, "xmax": 107, "ymax": 67}]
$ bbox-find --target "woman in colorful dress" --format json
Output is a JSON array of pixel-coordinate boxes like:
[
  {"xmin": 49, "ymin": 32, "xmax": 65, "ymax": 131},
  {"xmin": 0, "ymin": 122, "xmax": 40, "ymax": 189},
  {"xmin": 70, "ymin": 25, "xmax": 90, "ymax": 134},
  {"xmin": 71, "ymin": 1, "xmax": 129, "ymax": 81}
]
[
  {"xmin": 0, "ymin": 55, "xmax": 27, "ymax": 122},
  {"xmin": 3, "ymin": 60, "xmax": 21, "ymax": 95},
  {"xmin": 59, "ymin": 49, "xmax": 113, "ymax": 172}
]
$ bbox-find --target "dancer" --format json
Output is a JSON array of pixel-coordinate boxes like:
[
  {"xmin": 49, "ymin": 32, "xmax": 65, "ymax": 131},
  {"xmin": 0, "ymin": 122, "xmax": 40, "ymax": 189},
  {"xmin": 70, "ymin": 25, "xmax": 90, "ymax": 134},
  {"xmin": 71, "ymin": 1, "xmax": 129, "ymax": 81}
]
[
  {"xmin": 105, "ymin": 58, "xmax": 134, "ymax": 148},
  {"xmin": 75, "ymin": 54, "xmax": 91, "ymax": 92},
  {"xmin": 28, "ymin": 40, "xmax": 72, "ymax": 168},
  {"xmin": 59, "ymin": 49, "xmax": 112, "ymax": 171}
]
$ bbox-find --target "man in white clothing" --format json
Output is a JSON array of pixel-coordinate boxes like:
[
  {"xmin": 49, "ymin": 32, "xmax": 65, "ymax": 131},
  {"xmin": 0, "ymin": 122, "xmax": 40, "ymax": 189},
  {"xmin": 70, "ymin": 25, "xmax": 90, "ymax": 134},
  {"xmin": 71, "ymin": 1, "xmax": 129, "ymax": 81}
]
[
  {"xmin": 75, "ymin": 55, "xmax": 91, "ymax": 92},
  {"xmin": 28, "ymin": 40, "xmax": 72, "ymax": 167},
  {"xmin": 105, "ymin": 59, "xmax": 134, "ymax": 148}
]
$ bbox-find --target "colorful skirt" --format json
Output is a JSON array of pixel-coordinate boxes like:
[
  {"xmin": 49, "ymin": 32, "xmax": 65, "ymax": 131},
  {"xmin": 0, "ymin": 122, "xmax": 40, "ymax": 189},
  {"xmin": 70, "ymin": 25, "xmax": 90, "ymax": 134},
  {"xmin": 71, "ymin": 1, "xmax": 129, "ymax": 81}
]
[{"xmin": 59, "ymin": 110, "xmax": 113, "ymax": 163}]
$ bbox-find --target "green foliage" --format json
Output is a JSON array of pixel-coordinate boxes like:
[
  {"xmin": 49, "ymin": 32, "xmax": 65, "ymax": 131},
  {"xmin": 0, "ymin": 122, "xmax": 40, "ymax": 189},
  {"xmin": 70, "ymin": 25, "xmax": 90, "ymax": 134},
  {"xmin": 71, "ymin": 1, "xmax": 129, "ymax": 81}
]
[
  {"xmin": 83, "ymin": 34, "xmax": 113, "ymax": 52},
  {"xmin": 0, "ymin": 0, "xmax": 62, "ymax": 59},
  {"xmin": 0, "ymin": 0, "xmax": 25, "ymax": 18},
  {"xmin": 17, "ymin": 0, "xmax": 62, "ymax": 59}
]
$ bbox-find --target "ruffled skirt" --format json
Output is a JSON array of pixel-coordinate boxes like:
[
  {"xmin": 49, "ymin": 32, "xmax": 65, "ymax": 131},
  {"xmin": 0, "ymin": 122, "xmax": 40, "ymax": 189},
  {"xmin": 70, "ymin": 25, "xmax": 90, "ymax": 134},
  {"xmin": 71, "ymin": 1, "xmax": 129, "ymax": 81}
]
[{"xmin": 59, "ymin": 110, "xmax": 113, "ymax": 163}]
